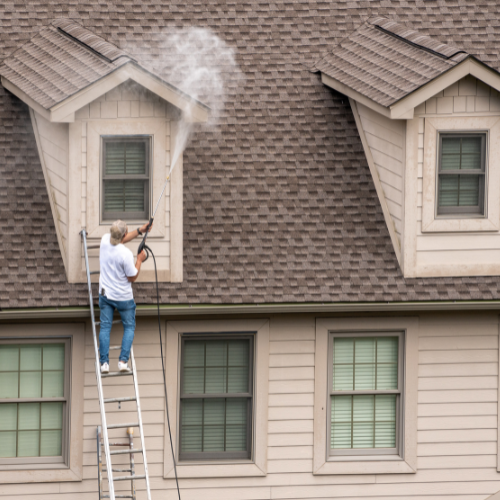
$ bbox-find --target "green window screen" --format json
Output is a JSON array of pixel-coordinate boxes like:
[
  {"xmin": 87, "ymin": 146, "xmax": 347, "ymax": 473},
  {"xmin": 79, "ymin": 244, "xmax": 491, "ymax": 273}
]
[
  {"xmin": 331, "ymin": 395, "xmax": 396, "ymax": 449},
  {"xmin": 330, "ymin": 337, "xmax": 399, "ymax": 451},
  {"xmin": 102, "ymin": 138, "xmax": 150, "ymax": 220},
  {"xmin": 332, "ymin": 337, "xmax": 398, "ymax": 391},
  {"xmin": 180, "ymin": 338, "xmax": 252, "ymax": 459},
  {"xmin": 0, "ymin": 344, "xmax": 65, "ymax": 458},
  {"xmin": 438, "ymin": 135, "xmax": 485, "ymax": 214},
  {"xmin": 105, "ymin": 141, "xmax": 146, "ymax": 175},
  {"xmin": 181, "ymin": 398, "xmax": 248, "ymax": 453}
]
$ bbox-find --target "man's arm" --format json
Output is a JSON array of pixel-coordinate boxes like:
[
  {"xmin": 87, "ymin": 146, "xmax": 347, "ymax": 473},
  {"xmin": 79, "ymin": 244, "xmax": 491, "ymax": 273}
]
[
  {"xmin": 122, "ymin": 221, "xmax": 153, "ymax": 244},
  {"xmin": 127, "ymin": 250, "xmax": 147, "ymax": 283}
]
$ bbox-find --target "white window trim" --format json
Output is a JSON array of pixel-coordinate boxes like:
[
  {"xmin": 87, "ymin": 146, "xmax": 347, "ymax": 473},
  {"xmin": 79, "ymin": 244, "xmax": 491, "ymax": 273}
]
[
  {"xmin": 164, "ymin": 319, "xmax": 269, "ymax": 479},
  {"xmin": 0, "ymin": 323, "xmax": 84, "ymax": 483},
  {"xmin": 85, "ymin": 119, "xmax": 167, "ymax": 239},
  {"xmin": 422, "ymin": 116, "xmax": 500, "ymax": 233},
  {"xmin": 313, "ymin": 317, "xmax": 418, "ymax": 475}
]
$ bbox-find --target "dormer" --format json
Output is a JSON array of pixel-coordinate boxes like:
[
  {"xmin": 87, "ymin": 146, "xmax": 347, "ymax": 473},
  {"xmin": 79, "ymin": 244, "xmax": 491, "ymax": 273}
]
[
  {"xmin": 0, "ymin": 19, "xmax": 209, "ymax": 283},
  {"xmin": 316, "ymin": 17, "xmax": 500, "ymax": 278}
]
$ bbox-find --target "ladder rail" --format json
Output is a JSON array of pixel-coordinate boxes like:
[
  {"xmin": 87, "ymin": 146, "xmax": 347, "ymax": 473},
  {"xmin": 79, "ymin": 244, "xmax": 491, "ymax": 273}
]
[
  {"xmin": 130, "ymin": 347, "xmax": 152, "ymax": 500},
  {"xmin": 81, "ymin": 230, "xmax": 116, "ymax": 500}
]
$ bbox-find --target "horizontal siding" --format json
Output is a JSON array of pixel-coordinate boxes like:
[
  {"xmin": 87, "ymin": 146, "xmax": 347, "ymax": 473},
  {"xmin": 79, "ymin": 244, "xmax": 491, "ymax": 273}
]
[
  {"xmin": 2, "ymin": 313, "xmax": 500, "ymax": 500},
  {"xmin": 415, "ymin": 76, "xmax": 500, "ymax": 273},
  {"xmin": 35, "ymin": 113, "xmax": 69, "ymax": 253},
  {"xmin": 357, "ymin": 103, "xmax": 405, "ymax": 240}
]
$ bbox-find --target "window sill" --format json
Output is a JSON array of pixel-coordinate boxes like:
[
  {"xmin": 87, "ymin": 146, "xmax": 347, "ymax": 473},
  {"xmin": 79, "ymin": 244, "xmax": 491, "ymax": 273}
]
[
  {"xmin": 314, "ymin": 458, "xmax": 416, "ymax": 475},
  {"xmin": 328, "ymin": 454, "xmax": 402, "ymax": 462},
  {"xmin": 165, "ymin": 462, "xmax": 266, "ymax": 479}
]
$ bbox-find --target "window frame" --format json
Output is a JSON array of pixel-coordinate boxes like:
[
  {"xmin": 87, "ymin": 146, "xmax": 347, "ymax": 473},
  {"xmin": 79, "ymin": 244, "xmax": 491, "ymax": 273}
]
[
  {"xmin": 100, "ymin": 135, "xmax": 152, "ymax": 222},
  {"xmin": 178, "ymin": 333, "xmax": 255, "ymax": 462},
  {"xmin": 436, "ymin": 132, "xmax": 487, "ymax": 217},
  {"xmin": 0, "ymin": 338, "xmax": 71, "ymax": 467},
  {"xmin": 327, "ymin": 331, "xmax": 404, "ymax": 458}
]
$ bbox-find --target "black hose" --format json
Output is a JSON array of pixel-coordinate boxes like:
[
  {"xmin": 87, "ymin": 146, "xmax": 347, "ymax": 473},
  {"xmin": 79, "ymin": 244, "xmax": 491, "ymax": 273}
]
[{"xmin": 145, "ymin": 244, "xmax": 181, "ymax": 500}]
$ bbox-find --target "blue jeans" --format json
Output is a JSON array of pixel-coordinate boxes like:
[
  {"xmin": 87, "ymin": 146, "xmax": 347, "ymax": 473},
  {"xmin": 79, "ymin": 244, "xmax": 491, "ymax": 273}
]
[{"xmin": 98, "ymin": 294, "xmax": 136, "ymax": 365}]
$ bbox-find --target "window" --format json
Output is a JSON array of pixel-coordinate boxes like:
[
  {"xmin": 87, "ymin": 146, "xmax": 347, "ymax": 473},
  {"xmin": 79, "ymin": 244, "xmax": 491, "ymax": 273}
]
[
  {"xmin": 437, "ymin": 133, "xmax": 486, "ymax": 216},
  {"xmin": 101, "ymin": 136, "xmax": 151, "ymax": 221},
  {"xmin": 179, "ymin": 335, "xmax": 254, "ymax": 461},
  {"xmin": 328, "ymin": 333, "xmax": 403, "ymax": 457},
  {"xmin": 0, "ymin": 340, "xmax": 69, "ymax": 465}
]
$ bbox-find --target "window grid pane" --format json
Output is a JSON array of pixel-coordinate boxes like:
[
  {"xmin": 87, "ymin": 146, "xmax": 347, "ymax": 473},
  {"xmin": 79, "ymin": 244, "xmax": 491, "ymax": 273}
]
[
  {"xmin": 102, "ymin": 137, "xmax": 150, "ymax": 220},
  {"xmin": 332, "ymin": 337, "xmax": 398, "ymax": 391},
  {"xmin": 0, "ymin": 343, "xmax": 66, "ymax": 459},
  {"xmin": 438, "ymin": 135, "xmax": 485, "ymax": 213},
  {"xmin": 330, "ymin": 336, "xmax": 399, "ymax": 453},
  {"xmin": 180, "ymin": 337, "xmax": 252, "ymax": 459},
  {"xmin": 330, "ymin": 394, "xmax": 397, "ymax": 449}
]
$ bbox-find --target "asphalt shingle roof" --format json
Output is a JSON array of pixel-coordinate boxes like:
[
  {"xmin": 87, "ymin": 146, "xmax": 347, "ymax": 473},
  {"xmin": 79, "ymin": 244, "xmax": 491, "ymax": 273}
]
[
  {"xmin": 315, "ymin": 17, "xmax": 469, "ymax": 107},
  {"xmin": 2, "ymin": 1, "xmax": 500, "ymax": 309}
]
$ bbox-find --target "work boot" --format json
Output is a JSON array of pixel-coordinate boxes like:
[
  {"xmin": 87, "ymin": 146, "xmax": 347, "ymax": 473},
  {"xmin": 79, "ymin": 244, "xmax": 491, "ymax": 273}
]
[
  {"xmin": 118, "ymin": 361, "xmax": 131, "ymax": 373},
  {"xmin": 101, "ymin": 363, "xmax": 109, "ymax": 374}
]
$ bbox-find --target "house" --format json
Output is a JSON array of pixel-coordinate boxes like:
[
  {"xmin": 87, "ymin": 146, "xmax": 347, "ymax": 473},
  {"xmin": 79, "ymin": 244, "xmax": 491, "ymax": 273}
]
[{"xmin": 2, "ymin": 2, "xmax": 500, "ymax": 499}]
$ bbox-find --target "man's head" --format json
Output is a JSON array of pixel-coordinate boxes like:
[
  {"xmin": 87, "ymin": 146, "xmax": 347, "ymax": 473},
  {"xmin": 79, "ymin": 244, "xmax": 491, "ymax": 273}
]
[{"xmin": 110, "ymin": 220, "xmax": 127, "ymax": 245}]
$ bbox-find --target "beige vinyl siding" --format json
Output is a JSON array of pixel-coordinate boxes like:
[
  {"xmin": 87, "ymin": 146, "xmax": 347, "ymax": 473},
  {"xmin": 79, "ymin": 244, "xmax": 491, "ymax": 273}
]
[
  {"xmin": 70, "ymin": 79, "xmax": 176, "ymax": 283},
  {"xmin": 413, "ymin": 76, "xmax": 500, "ymax": 276},
  {"xmin": 356, "ymin": 103, "xmax": 405, "ymax": 242},
  {"xmin": 2, "ymin": 312, "xmax": 500, "ymax": 500},
  {"xmin": 31, "ymin": 112, "xmax": 69, "ymax": 268}
]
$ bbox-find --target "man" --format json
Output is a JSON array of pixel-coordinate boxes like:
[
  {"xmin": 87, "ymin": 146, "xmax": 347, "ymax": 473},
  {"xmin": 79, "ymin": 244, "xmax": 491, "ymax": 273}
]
[{"xmin": 99, "ymin": 220, "xmax": 152, "ymax": 373}]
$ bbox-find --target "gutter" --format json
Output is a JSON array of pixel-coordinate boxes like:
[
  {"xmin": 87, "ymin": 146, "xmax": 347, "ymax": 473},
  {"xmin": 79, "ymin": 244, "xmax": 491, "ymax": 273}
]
[{"xmin": 1, "ymin": 300, "xmax": 500, "ymax": 320}]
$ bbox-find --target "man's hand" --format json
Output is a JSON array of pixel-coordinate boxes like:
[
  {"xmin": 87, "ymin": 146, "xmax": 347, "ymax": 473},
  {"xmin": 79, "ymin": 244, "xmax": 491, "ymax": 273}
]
[
  {"xmin": 128, "ymin": 250, "xmax": 148, "ymax": 282},
  {"xmin": 137, "ymin": 250, "xmax": 147, "ymax": 263},
  {"xmin": 139, "ymin": 221, "xmax": 153, "ymax": 233}
]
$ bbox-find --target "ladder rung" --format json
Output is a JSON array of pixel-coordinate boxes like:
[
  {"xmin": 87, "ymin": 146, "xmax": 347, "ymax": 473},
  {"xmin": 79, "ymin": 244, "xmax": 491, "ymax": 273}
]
[
  {"xmin": 86, "ymin": 244, "xmax": 100, "ymax": 249},
  {"xmin": 102, "ymin": 496, "xmax": 134, "ymax": 499},
  {"xmin": 113, "ymin": 474, "xmax": 146, "ymax": 481},
  {"xmin": 104, "ymin": 397, "xmax": 136, "ymax": 404},
  {"xmin": 101, "ymin": 371, "xmax": 133, "ymax": 378},
  {"xmin": 90, "ymin": 270, "xmax": 100, "ymax": 275},
  {"xmin": 109, "ymin": 345, "xmax": 123, "ymax": 350},
  {"xmin": 110, "ymin": 448, "xmax": 143, "ymax": 456},
  {"xmin": 107, "ymin": 442, "xmax": 132, "ymax": 446},
  {"xmin": 102, "ymin": 468, "xmax": 132, "ymax": 473},
  {"xmin": 107, "ymin": 422, "xmax": 139, "ymax": 429}
]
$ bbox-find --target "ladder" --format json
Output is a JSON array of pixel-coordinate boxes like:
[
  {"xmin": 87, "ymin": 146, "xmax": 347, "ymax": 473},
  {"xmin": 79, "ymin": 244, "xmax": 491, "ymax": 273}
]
[{"xmin": 81, "ymin": 230, "xmax": 152, "ymax": 500}]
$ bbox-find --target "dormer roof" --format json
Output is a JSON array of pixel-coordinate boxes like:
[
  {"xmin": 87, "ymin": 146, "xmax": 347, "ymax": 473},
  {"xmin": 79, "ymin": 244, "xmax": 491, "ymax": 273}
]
[
  {"xmin": 0, "ymin": 19, "xmax": 209, "ymax": 122},
  {"xmin": 315, "ymin": 17, "xmax": 469, "ymax": 109}
]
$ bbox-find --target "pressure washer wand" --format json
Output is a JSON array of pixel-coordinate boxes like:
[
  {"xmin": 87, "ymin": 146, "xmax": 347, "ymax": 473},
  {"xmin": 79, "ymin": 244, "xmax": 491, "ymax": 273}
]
[{"xmin": 137, "ymin": 175, "xmax": 171, "ymax": 261}]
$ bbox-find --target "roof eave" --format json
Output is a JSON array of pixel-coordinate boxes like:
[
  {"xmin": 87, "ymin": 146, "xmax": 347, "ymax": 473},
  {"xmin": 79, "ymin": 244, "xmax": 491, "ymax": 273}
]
[
  {"xmin": 322, "ymin": 56, "xmax": 500, "ymax": 121},
  {"xmin": 2, "ymin": 61, "xmax": 210, "ymax": 124}
]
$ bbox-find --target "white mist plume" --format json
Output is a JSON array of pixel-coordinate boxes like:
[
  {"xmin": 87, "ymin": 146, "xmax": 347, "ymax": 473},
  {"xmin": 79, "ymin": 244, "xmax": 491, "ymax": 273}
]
[{"xmin": 134, "ymin": 27, "xmax": 243, "ymax": 177}]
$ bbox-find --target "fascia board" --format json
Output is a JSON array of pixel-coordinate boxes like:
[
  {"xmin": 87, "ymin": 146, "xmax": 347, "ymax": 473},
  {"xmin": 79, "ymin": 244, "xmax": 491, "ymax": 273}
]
[
  {"xmin": 4, "ymin": 301, "xmax": 500, "ymax": 320},
  {"xmin": 1, "ymin": 76, "xmax": 51, "ymax": 120},
  {"xmin": 321, "ymin": 73, "xmax": 391, "ymax": 118},
  {"xmin": 49, "ymin": 62, "xmax": 210, "ymax": 123},
  {"xmin": 389, "ymin": 59, "xmax": 472, "ymax": 119},
  {"xmin": 49, "ymin": 65, "xmax": 130, "ymax": 122}
]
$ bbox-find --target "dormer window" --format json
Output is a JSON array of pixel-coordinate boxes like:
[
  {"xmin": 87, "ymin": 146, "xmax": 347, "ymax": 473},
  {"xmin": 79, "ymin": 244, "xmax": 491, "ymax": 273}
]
[
  {"xmin": 102, "ymin": 137, "xmax": 151, "ymax": 222},
  {"xmin": 437, "ymin": 133, "xmax": 486, "ymax": 216}
]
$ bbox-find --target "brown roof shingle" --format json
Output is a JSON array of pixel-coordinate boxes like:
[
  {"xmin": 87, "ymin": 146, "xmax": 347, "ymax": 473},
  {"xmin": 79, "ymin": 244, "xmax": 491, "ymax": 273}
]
[
  {"xmin": 315, "ymin": 16, "xmax": 470, "ymax": 107},
  {"xmin": 2, "ymin": 2, "xmax": 500, "ymax": 309}
]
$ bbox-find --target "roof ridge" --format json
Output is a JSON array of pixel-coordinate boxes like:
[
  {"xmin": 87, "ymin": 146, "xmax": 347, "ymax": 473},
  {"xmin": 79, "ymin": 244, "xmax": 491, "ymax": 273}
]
[
  {"xmin": 368, "ymin": 16, "xmax": 468, "ymax": 61},
  {"xmin": 52, "ymin": 18, "xmax": 134, "ymax": 64}
]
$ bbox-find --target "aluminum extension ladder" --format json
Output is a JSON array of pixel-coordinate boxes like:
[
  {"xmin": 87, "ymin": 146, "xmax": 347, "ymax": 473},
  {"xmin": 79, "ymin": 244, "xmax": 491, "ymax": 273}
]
[{"xmin": 81, "ymin": 230, "xmax": 152, "ymax": 500}]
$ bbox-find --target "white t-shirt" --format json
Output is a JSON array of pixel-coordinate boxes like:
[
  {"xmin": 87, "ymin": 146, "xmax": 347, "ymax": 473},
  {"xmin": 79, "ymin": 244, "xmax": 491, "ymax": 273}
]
[{"xmin": 99, "ymin": 233, "xmax": 138, "ymax": 301}]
